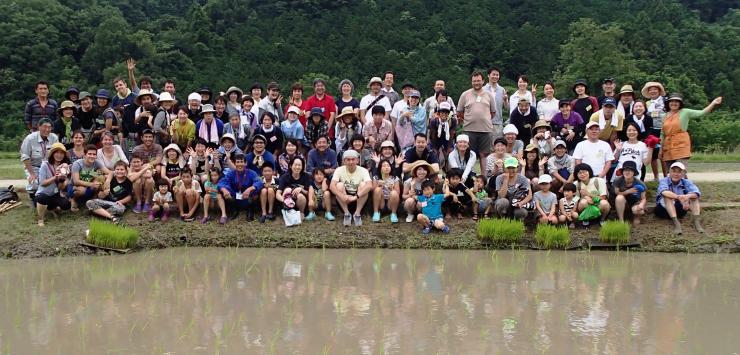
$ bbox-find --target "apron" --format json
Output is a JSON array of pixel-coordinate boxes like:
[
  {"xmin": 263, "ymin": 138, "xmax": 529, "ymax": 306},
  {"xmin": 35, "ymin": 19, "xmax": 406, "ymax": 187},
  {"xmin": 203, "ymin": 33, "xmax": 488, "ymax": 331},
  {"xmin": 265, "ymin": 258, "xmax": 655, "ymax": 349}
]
[{"xmin": 661, "ymin": 111, "xmax": 691, "ymax": 161}]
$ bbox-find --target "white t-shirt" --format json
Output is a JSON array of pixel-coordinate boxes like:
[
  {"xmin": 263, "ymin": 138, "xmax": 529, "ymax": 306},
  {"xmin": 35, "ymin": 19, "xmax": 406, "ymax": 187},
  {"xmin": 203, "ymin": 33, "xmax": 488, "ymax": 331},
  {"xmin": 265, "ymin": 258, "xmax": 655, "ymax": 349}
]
[
  {"xmin": 536, "ymin": 97, "xmax": 560, "ymax": 122},
  {"xmin": 331, "ymin": 165, "xmax": 371, "ymax": 195},
  {"xmin": 360, "ymin": 94, "xmax": 392, "ymax": 124},
  {"xmin": 390, "ymin": 100, "xmax": 408, "ymax": 122},
  {"xmin": 614, "ymin": 141, "xmax": 648, "ymax": 181},
  {"xmin": 573, "ymin": 139, "xmax": 614, "ymax": 175}
]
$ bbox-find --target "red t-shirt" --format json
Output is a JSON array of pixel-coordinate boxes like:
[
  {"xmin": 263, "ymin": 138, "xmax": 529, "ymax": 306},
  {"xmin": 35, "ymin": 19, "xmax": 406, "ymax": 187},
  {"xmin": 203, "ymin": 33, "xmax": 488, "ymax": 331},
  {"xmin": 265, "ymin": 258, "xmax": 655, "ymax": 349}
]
[{"xmin": 304, "ymin": 94, "xmax": 337, "ymax": 138}]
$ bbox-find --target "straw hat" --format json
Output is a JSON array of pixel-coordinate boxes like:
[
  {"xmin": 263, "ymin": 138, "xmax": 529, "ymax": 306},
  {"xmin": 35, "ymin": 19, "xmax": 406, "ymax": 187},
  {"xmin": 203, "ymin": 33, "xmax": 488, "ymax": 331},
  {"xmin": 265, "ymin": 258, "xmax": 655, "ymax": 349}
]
[
  {"xmin": 640, "ymin": 82, "xmax": 666, "ymax": 98},
  {"xmin": 56, "ymin": 100, "xmax": 76, "ymax": 115},
  {"xmin": 47, "ymin": 142, "xmax": 68, "ymax": 158},
  {"xmin": 524, "ymin": 143, "xmax": 539, "ymax": 152},
  {"xmin": 408, "ymin": 160, "xmax": 434, "ymax": 177},
  {"xmin": 135, "ymin": 89, "xmax": 155, "ymax": 106},
  {"xmin": 618, "ymin": 85, "xmax": 635, "ymax": 97},
  {"xmin": 533, "ymin": 119, "xmax": 551, "ymax": 131},
  {"xmin": 158, "ymin": 92, "xmax": 176, "ymax": 103},
  {"xmin": 336, "ymin": 106, "xmax": 357, "ymax": 120}
]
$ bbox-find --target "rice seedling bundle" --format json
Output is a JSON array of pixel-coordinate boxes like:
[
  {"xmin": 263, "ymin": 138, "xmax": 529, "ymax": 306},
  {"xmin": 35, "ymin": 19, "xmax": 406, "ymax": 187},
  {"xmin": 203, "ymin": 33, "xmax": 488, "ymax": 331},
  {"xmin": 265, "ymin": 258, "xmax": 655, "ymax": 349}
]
[
  {"xmin": 477, "ymin": 218, "xmax": 524, "ymax": 243},
  {"xmin": 599, "ymin": 221, "xmax": 630, "ymax": 244},
  {"xmin": 86, "ymin": 220, "xmax": 139, "ymax": 249},
  {"xmin": 535, "ymin": 224, "xmax": 571, "ymax": 249}
]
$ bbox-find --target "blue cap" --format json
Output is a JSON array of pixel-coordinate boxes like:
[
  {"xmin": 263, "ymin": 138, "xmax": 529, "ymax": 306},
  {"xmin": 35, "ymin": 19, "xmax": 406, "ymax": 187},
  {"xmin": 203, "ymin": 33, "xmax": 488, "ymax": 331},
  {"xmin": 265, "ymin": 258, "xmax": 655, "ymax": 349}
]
[
  {"xmin": 95, "ymin": 89, "xmax": 110, "ymax": 99},
  {"xmin": 602, "ymin": 97, "xmax": 617, "ymax": 107},
  {"xmin": 309, "ymin": 107, "xmax": 325, "ymax": 118}
]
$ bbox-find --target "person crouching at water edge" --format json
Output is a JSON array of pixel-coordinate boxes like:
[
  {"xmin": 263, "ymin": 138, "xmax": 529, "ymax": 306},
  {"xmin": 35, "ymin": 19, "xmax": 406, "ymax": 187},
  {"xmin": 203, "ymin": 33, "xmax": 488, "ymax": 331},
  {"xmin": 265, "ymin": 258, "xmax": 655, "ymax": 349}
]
[
  {"xmin": 417, "ymin": 179, "xmax": 450, "ymax": 235},
  {"xmin": 655, "ymin": 162, "xmax": 704, "ymax": 235},
  {"xmin": 330, "ymin": 150, "xmax": 372, "ymax": 227},
  {"xmin": 218, "ymin": 153, "xmax": 264, "ymax": 221}
]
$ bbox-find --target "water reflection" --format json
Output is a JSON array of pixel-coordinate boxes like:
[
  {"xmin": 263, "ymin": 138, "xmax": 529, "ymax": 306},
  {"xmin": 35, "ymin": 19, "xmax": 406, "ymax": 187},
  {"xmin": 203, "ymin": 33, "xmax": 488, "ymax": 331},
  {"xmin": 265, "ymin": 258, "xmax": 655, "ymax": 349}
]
[{"xmin": 0, "ymin": 249, "xmax": 738, "ymax": 354}]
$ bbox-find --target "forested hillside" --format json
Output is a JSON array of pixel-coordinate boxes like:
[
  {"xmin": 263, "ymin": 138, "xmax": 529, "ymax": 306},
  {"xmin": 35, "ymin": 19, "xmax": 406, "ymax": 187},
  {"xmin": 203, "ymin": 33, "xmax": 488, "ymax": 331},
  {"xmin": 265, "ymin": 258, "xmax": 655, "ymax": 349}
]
[{"xmin": 0, "ymin": 0, "xmax": 737, "ymax": 150}]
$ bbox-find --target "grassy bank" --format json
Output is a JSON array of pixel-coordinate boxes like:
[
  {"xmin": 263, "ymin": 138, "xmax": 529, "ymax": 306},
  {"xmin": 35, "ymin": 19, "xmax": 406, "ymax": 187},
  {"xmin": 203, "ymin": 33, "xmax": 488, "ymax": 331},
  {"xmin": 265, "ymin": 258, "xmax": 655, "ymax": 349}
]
[{"xmin": 1, "ymin": 196, "xmax": 737, "ymax": 259}]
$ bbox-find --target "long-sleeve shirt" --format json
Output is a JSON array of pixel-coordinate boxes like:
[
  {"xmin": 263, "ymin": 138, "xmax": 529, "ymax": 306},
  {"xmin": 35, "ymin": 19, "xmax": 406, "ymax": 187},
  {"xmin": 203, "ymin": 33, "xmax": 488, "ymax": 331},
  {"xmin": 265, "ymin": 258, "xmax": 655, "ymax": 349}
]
[
  {"xmin": 656, "ymin": 177, "xmax": 700, "ymax": 206},
  {"xmin": 281, "ymin": 119, "xmax": 308, "ymax": 146},
  {"xmin": 24, "ymin": 98, "xmax": 58, "ymax": 130},
  {"xmin": 218, "ymin": 168, "xmax": 263, "ymax": 194},
  {"xmin": 447, "ymin": 149, "xmax": 477, "ymax": 183},
  {"xmin": 307, "ymin": 148, "xmax": 337, "ymax": 173}
]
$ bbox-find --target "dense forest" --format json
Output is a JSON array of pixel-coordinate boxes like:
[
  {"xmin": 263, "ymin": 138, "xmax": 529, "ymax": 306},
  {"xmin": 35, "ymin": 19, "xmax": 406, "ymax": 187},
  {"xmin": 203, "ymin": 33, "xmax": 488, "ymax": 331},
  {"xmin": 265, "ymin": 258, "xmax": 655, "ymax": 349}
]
[{"xmin": 0, "ymin": 0, "xmax": 737, "ymax": 151}]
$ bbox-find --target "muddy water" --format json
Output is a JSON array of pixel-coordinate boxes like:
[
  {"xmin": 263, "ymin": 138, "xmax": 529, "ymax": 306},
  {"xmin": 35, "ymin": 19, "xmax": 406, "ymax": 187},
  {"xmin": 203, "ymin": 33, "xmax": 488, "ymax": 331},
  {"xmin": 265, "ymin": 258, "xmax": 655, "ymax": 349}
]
[{"xmin": 0, "ymin": 249, "xmax": 738, "ymax": 354}]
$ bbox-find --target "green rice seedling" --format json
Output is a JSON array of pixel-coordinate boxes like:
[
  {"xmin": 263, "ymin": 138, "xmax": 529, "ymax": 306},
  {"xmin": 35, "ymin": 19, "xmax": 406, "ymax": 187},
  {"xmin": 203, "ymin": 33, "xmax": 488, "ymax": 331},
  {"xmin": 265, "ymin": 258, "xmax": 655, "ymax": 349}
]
[
  {"xmin": 535, "ymin": 224, "xmax": 571, "ymax": 249},
  {"xmin": 86, "ymin": 220, "xmax": 139, "ymax": 249},
  {"xmin": 477, "ymin": 218, "xmax": 525, "ymax": 243},
  {"xmin": 599, "ymin": 221, "xmax": 631, "ymax": 244}
]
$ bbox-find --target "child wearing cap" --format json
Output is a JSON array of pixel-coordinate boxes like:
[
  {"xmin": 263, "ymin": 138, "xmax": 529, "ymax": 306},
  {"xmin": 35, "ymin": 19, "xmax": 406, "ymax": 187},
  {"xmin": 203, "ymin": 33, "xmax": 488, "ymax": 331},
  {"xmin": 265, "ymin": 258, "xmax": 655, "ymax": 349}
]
[
  {"xmin": 612, "ymin": 161, "xmax": 646, "ymax": 225},
  {"xmin": 417, "ymin": 180, "xmax": 449, "ymax": 235},
  {"xmin": 429, "ymin": 101, "xmax": 457, "ymax": 171},
  {"xmin": 534, "ymin": 174, "xmax": 558, "ymax": 225},
  {"xmin": 547, "ymin": 140, "xmax": 574, "ymax": 194}
]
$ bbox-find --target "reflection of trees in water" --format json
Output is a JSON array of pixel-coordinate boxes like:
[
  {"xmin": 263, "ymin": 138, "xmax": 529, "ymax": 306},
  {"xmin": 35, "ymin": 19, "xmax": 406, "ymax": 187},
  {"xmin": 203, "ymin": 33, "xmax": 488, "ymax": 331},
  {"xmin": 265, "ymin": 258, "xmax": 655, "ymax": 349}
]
[{"xmin": 0, "ymin": 250, "xmax": 732, "ymax": 353}]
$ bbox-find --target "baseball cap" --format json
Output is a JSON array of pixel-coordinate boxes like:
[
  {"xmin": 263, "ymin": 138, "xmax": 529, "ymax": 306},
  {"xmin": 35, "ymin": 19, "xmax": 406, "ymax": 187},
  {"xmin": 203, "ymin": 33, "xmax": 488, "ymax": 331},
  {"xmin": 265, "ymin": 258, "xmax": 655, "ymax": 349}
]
[
  {"xmin": 538, "ymin": 174, "xmax": 553, "ymax": 184},
  {"xmin": 585, "ymin": 121, "xmax": 600, "ymax": 129},
  {"xmin": 438, "ymin": 102, "xmax": 452, "ymax": 112},
  {"xmin": 670, "ymin": 162, "xmax": 686, "ymax": 171},
  {"xmin": 602, "ymin": 97, "xmax": 617, "ymax": 107},
  {"xmin": 504, "ymin": 157, "xmax": 519, "ymax": 168},
  {"xmin": 342, "ymin": 150, "xmax": 360, "ymax": 160},
  {"xmin": 554, "ymin": 140, "xmax": 567, "ymax": 148}
]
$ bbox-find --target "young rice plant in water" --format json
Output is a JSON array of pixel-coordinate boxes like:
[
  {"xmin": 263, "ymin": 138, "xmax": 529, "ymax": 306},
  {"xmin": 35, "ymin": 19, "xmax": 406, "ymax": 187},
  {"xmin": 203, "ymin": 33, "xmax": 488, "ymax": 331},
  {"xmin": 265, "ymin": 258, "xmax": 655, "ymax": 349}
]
[
  {"xmin": 477, "ymin": 219, "xmax": 525, "ymax": 243},
  {"xmin": 535, "ymin": 224, "xmax": 571, "ymax": 249},
  {"xmin": 599, "ymin": 221, "xmax": 630, "ymax": 244},
  {"xmin": 87, "ymin": 220, "xmax": 139, "ymax": 249}
]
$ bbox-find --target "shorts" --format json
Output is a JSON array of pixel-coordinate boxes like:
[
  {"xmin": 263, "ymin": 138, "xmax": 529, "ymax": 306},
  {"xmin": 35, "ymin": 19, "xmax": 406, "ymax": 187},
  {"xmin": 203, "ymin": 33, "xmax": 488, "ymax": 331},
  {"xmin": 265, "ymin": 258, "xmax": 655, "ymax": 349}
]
[
  {"xmin": 35, "ymin": 193, "xmax": 71, "ymax": 210},
  {"xmin": 655, "ymin": 200, "xmax": 688, "ymax": 219},
  {"xmin": 465, "ymin": 131, "xmax": 493, "ymax": 155},
  {"xmin": 476, "ymin": 198, "xmax": 491, "ymax": 212}
]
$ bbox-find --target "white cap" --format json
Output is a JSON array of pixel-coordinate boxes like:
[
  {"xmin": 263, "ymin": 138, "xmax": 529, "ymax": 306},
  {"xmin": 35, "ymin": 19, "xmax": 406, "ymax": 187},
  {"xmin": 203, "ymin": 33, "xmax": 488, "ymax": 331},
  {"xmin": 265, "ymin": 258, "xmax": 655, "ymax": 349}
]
[
  {"xmin": 670, "ymin": 161, "xmax": 686, "ymax": 171},
  {"xmin": 585, "ymin": 121, "xmax": 600, "ymax": 129},
  {"xmin": 538, "ymin": 174, "xmax": 553, "ymax": 184},
  {"xmin": 287, "ymin": 106, "xmax": 301, "ymax": 115},
  {"xmin": 438, "ymin": 102, "xmax": 452, "ymax": 111},
  {"xmin": 554, "ymin": 139, "xmax": 567, "ymax": 148},
  {"xmin": 503, "ymin": 124, "xmax": 519, "ymax": 135},
  {"xmin": 342, "ymin": 150, "xmax": 360, "ymax": 160},
  {"xmin": 456, "ymin": 134, "xmax": 469, "ymax": 143},
  {"xmin": 187, "ymin": 92, "xmax": 202, "ymax": 102}
]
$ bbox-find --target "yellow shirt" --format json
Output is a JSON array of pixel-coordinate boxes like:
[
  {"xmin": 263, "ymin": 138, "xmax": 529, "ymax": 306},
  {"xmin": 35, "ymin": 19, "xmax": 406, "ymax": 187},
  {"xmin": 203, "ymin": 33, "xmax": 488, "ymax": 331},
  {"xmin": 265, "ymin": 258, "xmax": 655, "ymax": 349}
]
[{"xmin": 589, "ymin": 111, "xmax": 624, "ymax": 141}]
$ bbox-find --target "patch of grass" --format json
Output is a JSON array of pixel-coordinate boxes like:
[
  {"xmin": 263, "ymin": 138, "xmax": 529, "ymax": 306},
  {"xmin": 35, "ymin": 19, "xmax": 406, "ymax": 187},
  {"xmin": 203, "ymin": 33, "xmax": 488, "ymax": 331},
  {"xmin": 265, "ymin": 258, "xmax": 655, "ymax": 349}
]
[
  {"xmin": 477, "ymin": 218, "xmax": 524, "ymax": 243},
  {"xmin": 0, "ymin": 158, "xmax": 24, "ymax": 180},
  {"xmin": 86, "ymin": 220, "xmax": 139, "ymax": 249},
  {"xmin": 691, "ymin": 151, "xmax": 740, "ymax": 162},
  {"xmin": 534, "ymin": 224, "xmax": 570, "ymax": 249},
  {"xmin": 599, "ymin": 221, "xmax": 630, "ymax": 244}
]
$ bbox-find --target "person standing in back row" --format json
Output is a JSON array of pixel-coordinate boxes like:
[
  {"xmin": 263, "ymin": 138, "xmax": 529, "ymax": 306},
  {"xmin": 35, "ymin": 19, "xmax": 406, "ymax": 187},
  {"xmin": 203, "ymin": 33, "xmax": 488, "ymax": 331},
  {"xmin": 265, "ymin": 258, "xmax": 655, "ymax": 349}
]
[
  {"xmin": 483, "ymin": 67, "xmax": 507, "ymax": 139},
  {"xmin": 24, "ymin": 81, "xmax": 58, "ymax": 132},
  {"xmin": 457, "ymin": 71, "xmax": 497, "ymax": 176}
]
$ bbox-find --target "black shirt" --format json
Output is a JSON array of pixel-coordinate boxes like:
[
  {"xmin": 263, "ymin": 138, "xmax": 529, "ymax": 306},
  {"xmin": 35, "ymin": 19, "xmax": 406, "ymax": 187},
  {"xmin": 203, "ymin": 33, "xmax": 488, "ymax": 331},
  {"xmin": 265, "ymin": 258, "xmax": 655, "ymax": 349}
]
[
  {"xmin": 278, "ymin": 172, "xmax": 311, "ymax": 191},
  {"xmin": 572, "ymin": 97, "xmax": 596, "ymax": 123},
  {"xmin": 109, "ymin": 178, "xmax": 133, "ymax": 202}
]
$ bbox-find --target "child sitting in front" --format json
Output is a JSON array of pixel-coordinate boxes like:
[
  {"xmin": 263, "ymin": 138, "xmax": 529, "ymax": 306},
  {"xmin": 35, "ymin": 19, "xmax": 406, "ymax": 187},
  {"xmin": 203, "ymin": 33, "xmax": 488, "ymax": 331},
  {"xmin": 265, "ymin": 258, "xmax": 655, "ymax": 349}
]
[
  {"xmin": 471, "ymin": 175, "xmax": 492, "ymax": 220},
  {"xmin": 259, "ymin": 163, "xmax": 278, "ymax": 223},
  {"xmin": 201, "ymin": 168, "xmax": 228, "ymax": 224},
  {"xmin": 417, "ymin": 179, "xmax": 449, "ymax": 234},
  {"xmin": 174, "ymin": 169, "xmax": 201, "ymax": 222},
  {"xmin": 307, "ymin": 168, "xmax": 335, "ymax": 221},
  {"xmin": 443, "ymin": 168, "xmax": 475, "ymax": 220},
  {"xmin": 371, "ymin": 159, "xmax": 401, "ymax": 223},
  {"xmin": 534, "ymin": 174, "xmax": 558, "ymax": 224},
  {"xmin": 558, "ymin": 183, "xmax": 580, "ymax": 228},
  {"xmin": 149, "ymin": 179, "xmax": 173, "ymax": 222}
]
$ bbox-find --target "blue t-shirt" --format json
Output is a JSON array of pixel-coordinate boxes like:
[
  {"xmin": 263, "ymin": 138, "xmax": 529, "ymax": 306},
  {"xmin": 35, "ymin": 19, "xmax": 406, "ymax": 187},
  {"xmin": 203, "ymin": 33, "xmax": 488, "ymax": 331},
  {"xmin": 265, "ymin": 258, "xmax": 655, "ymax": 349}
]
[{"xmin": 418, "ymin": 194, "xmax": 444, "ymax": 220}]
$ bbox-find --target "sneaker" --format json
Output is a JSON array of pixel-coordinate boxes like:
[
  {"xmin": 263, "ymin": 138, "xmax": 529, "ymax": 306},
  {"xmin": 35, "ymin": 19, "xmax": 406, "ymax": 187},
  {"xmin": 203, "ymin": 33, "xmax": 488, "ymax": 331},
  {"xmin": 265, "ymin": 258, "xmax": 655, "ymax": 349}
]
[
  {"xmin": 133, "ymin": 202, "xmax": 142, "ymax": 214},
  {"xmin": 599, "ymin": 220, "xmax": 605, "ymax": 226},
  {"xmin": 406, "ymin": 214, "xmax": 415, "ymax": 223},
  {"xmin": 246, "ymin": 210, "xmax": 255, "ymax": 221},
  {"xmin": 267, "ymin": 213, "xmax": 275, "ymax": 221},
  {"xmin": 582, "ymin": 220, "xmax": 590, "ymax": 226},
  {"xmin": 390, "ymin": 213, "xmax": 399, "ymax": 223},
  {"xmin": 422, "ymin": 226, "xmax": 431, "ymax": 235},
  {"xmin": 442, "ymin": 225, "xmax": 450, "ymax": 234},
  {"xmin": 259, "ymin": 215, "xmax": 267, "ymax": 223},
  {"xmin": 161, "ymin": 211, "xmax": 169, "ymax": 222},
  {"xmin": 372, "ymin": 212, "xmax": 381, "ymax": 222},
  {"xmin": 568, "ymin": 222, "xmax": 576, "ymax": 229},
  {"xmin": 305, "ymin": 212, "xmax": 316, "ymax": 221},
  {"xmin": 325, "ymin": 212, "xmax": 336, "ymax": 221},
  {"xmin": 142, "ymin": 203, "xmax": 151, "ymax": 213},
  {"xmin": 219, "ymin": 216, "xmax": 228, "ymax": 224},
  {"xmin": 148, "ymin": 212, "xmax": 155, "ymax": 222},
  {"xmin": 343, "ymin": 213, "xmax": 352, "ymax": 227},
  {"xmin": 354, "ymin": 215, "xmax": 363, "ymax": 226},
  {"xmin": 111, "ymin": 216, "xmax": 120, "ymax": 225},
  {"xmin": 200, "ymin": 216, "xmax": 209, "ymax": 224}
]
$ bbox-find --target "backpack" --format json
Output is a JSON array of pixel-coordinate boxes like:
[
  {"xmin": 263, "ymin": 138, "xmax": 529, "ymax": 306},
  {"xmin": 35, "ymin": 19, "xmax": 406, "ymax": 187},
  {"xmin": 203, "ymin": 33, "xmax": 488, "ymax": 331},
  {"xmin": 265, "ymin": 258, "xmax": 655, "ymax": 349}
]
[{"xmin": 0, "ymin": 186, "xmax": 19, "ymax": 204}]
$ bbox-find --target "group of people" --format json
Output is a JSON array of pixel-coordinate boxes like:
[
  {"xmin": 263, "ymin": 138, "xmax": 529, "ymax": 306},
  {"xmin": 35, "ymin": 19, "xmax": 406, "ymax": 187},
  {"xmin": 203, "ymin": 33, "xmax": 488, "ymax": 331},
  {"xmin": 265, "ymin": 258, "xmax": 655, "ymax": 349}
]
[{"xmin": 20, "ymin": 63, "xmax": 723, "ymax": 235}]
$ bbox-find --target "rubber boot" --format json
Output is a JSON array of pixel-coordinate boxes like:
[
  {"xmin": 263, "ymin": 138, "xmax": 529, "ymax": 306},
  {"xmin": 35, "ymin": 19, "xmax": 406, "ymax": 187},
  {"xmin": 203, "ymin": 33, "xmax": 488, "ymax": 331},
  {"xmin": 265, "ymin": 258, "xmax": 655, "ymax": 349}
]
[
  {"xmin": 691, "ymin": 215, "xmax": 705, "ymax": 234},
  {"xmin": 671, "ymin": 217, "xmax": 683, "ymax": 235},
  {"xmin": 162, "ymin": 208, "xmax": 170, "ymax": 222}
]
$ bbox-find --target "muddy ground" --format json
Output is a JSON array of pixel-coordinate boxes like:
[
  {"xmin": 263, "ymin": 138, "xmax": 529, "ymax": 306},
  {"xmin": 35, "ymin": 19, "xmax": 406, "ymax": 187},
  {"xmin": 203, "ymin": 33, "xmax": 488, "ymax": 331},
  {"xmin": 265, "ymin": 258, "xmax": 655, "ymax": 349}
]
[{"xmin": 1, "ymin": 198, "xmax": 737, "ymax": 258}]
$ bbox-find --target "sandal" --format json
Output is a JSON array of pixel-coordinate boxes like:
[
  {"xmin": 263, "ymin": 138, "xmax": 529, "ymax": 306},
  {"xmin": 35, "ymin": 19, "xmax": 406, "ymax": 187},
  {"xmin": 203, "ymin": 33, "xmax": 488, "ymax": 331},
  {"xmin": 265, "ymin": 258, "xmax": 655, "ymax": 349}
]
[
  {"xmin": 37, "ymin": 220, "xmax": 44, "ymax": 227},
  {"xmin": 472, "ymin": 214, "xmax": 478, "ymax": 221}
]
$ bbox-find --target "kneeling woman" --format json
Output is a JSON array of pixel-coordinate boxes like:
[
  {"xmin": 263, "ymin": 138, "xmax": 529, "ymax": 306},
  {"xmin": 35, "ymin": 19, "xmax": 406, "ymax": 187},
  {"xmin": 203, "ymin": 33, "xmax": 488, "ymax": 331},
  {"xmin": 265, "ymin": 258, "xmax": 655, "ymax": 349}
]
[
  {"xmin": 35, "ymin": 143, "xmax": 72, "ymax": 226},
  {"xmin": 277, "ymin": 157, "xmax": 311, "ymax": 217},
  {"xmin": 574, "ymin": 163, "xmax": 610, "ymax": 225}
]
